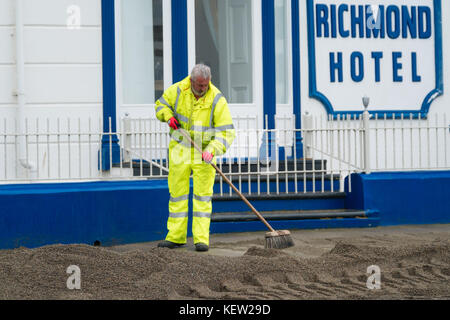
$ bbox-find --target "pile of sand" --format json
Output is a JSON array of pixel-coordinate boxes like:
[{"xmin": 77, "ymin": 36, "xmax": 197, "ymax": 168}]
[{"xmin": 0, "ymin": 237, "xmax": 449, "ymax": 300}]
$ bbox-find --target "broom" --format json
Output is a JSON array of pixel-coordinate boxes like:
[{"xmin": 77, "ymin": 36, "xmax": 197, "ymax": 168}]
[{"xmin": 177, "ymin": 128, "xmax": 294, "ymax": 249}]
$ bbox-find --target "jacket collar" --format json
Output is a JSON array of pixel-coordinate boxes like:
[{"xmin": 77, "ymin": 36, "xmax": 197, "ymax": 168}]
[{"xmin": 180, "ymin": 76, "xmax": 213, "ymax": 96}]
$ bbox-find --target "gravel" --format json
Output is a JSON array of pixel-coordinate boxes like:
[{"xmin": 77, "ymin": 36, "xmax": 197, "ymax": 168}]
[{"xmin": 0, "ymin": 233, "xmax": 449, "ymax": 300}]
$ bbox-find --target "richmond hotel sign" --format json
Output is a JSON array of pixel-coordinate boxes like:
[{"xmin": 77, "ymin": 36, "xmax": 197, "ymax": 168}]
[{"xmin": 307, "ymin": 0, "xmax": 443, "ymax": 118}]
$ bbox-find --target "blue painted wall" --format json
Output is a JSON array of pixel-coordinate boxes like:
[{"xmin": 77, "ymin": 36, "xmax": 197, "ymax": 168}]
[
  {"xmin": 345, "ymin": 171, "xmax": 450, "ymax": 225},
  {"xmin": 1, "ymin": 171, "xmax": 449, "ymax": 249},
  {"xmin": 0, "ymin": 181, "xmax": 170, "ymax": 249}
]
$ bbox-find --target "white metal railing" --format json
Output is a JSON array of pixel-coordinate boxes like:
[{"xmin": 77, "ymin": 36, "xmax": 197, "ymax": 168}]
[
  {"xmin": 303, "ymin": 110, "xmax": 450, "ymax": 174},
  {"xmin": 119, "ymin": 117, "xmax": 170, "ymax": 178},
  {"xmin": 301, "ymin": 112, "xmax": 366, "ymax": 193},
  {"xmin": 370, "ymin": 113, "xmax": 449, "ymax": 172},
  {"xmin": 1, "ymin": 117, "xmax": 107, "ymax": 182},
  {"xmin": 1, "ymin": 112, "xmax": 449, "ymax": 196},
  {"xmin": 118, "ymin": 114, "xmax": 357, "ymax": 195}
]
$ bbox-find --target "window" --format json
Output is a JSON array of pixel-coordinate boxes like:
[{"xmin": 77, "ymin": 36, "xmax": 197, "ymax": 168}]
[
  {"xmin": 120, "ymin": 0, "xmax": 163, "ymax": 104},
  {"xmin": 195, "ymin": 0, "xmax": 253, "ymax": 103}
]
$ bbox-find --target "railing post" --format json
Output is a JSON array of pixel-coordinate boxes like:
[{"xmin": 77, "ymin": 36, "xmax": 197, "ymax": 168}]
[
  {"xmin": 362, "ymin": 96, "xmax": 371, "ymax": 174},
  {"xmin": 122, "ymin": 113, "xmax": 131, "ymax": 163},
  {"xmin": 302, "ymin": 111, "xmax": 313, "ymax": 159}
]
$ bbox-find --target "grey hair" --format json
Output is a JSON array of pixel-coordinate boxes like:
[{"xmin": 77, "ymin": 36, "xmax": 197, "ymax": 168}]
[{"xmin": 191, "ymin": 64, "xmax": 211, "ymax": 81}]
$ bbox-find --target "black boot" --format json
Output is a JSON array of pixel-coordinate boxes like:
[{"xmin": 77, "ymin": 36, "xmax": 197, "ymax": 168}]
[
  {"xmin": 195, "ymin": 243, "xmax": 209, "ymax": 252},
  {"xmin": 157, "ymin": 240, "xmax": 184, "ymax": 249}
]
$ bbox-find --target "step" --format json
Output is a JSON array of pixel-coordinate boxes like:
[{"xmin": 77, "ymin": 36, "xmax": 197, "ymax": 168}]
[
  {"xmin": 130, "ymin": 160, "xmax": 168, "ymax": 176},
  {"xmin": 210, "ymin": 209, "xmax": 380, "ymax": 234},
  {"xmin": 212, "ymin": 191, "xmax": 346, "ymax": 201},
  {"xmin": 214, "ymin": 172, "xmax": 340, "ymax": 183},
  {"xmin": 211, "ymin": 209, "xmax": 368, "ymax": 222},
  {"xmin": 216, "ymin": 158, "xmax": 327, "ymax": 173},
  {"xmin": 278, "ymin": 159, "xmax": 327, "ymax": 172},
  {"xmin": 121, "ymin": 158, "xmax": 327, "ymax": 177},
  {"xmin": 213, "ymin": 175, "xmax": 341, "ymax": 195},
  {"xmin": 211, "ymin": 192, "xmax": 347, "ymax": 213},
  {"xmin": 112, "ymin": 160, "xmax": 168, "ymax": 176}
]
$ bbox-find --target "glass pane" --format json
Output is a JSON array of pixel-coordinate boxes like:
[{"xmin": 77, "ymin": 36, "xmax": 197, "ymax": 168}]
[
  {"xmin": 275, "ymin": 0, "xmax": 288, "ymax": 104},
  {"xmin": 195, "ymin": 0, "xmax": 253, "ymax": 103},
  {"xmin": 121, "ymin": 0, "xmax": 163, "ymax": 104}
]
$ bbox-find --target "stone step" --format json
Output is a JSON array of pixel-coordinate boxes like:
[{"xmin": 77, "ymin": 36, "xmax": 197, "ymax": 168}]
[
  {"xmin": 211, "ymin": 191, "xmax": 347, "ymax": 213},
  {"xmin": 211, "ymin": 209, "xmax": 368, "ymax": 222},
  {"xmin": 118, "ymin": 158, "xmax": 327, "ymax": 177}
]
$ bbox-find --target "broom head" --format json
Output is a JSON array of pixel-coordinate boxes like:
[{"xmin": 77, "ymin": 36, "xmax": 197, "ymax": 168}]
[{"xmin": 265, "ymin": 230, "xmax": 295, "ymax": 249}]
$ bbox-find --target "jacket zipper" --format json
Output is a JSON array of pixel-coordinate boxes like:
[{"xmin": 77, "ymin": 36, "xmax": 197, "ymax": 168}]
[{"xmin": 188, "ymin": 102, "xmax": 193, "ymax": 131}]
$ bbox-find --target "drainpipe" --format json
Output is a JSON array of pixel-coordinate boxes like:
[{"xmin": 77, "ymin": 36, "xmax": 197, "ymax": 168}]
[{"xmin": 15, "ymin": 0, "xmax": 35, "ymax": 174}]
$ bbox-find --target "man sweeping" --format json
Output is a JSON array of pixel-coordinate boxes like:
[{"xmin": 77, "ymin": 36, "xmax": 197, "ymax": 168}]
[{"xmin": 154, "ymin": 64, "xmax": 235, "ymax": 252}]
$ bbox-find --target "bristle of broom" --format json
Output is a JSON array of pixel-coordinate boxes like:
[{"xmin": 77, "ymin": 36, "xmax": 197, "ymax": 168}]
[{"xmin": 264, "ymin": 230, "xmax": 295, "ymax": 249}]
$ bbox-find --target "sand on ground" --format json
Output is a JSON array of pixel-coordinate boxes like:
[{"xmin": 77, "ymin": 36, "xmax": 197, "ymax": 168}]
[{"xmin": 0, "ymin": 224, "xmax": 449, "ymax": 300}]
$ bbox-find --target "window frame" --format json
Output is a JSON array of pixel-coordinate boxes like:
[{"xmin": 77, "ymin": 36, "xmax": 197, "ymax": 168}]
[
  {"xmin": 114, "ymin": 0, "xmax": 173, "ymax": 119},
  {"xmin": 187, "ymin": 0, "xmax": 264, "ymax": 129}
]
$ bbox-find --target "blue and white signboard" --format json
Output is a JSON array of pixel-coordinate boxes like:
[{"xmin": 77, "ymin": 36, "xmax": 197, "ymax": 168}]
[{"xmin": 307, "ymin": 0, "xmax": 443, "ymax": 118}]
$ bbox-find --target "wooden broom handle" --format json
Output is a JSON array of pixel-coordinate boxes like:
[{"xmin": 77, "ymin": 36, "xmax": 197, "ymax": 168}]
[{"xmin": 178, "ymin": 129, "xmax": 275, "ymax": 232}]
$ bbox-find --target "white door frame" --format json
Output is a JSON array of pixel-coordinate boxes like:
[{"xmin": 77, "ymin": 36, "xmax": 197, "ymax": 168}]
[{"xmin": 275, "ymin": 0, "xmax": 294, "ymax": 117}]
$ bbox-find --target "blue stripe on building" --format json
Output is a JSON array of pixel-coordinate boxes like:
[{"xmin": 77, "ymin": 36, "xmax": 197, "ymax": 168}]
[
  {"xmin": 171, "ymin": 0, "xmax": 189, "ymax": 82},
  {"xmin": 292, "ymin": 0, "xmax": 301, "ymax": 130},
  {"xmin": 291, "ymin": 0, "xmax": 303, "ymax": 157},
  {"xmin": 262, "ymin": 0, "xmax": 276, "ymax": 130},
  {"xmin": 100, "ymin": 0, "xmax": 120, "ymax": 169}
]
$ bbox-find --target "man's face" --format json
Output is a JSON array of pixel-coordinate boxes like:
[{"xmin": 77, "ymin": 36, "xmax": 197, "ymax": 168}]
[{"xmin": 191, "ymin": 76, "xmax": 210, "ymax": 97}]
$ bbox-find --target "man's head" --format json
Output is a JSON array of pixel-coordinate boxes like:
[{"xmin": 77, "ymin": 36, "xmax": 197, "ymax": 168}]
[{"xmin": 190, "ymin": 64, "xmax": 211, "ymax": 98}]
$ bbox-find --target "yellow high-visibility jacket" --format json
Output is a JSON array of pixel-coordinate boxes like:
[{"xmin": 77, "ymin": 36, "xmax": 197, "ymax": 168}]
[{"xmin": 155, "ymin": 76, "xmax": 235, "ymax": 156}]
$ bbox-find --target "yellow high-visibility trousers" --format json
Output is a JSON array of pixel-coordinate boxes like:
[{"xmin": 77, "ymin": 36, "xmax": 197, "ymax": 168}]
[{"xmin": 165, "ymin": 139, "xmax": 216, "ymax": 246}]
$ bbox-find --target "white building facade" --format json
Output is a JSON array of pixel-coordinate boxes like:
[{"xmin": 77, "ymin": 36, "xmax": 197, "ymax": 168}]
[{"xmin": 0, "ymin": 0, "xmax": 449, "ymax": 184}]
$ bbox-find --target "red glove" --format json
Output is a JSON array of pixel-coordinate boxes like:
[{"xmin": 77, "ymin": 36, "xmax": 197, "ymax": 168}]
[
  {"xmin": 202, "ymin": 151, "xmax": 214, "ymax": 163},
  {"xmin": 167, "ymin": 117, "xmax": 179, "ymax": 130}
]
